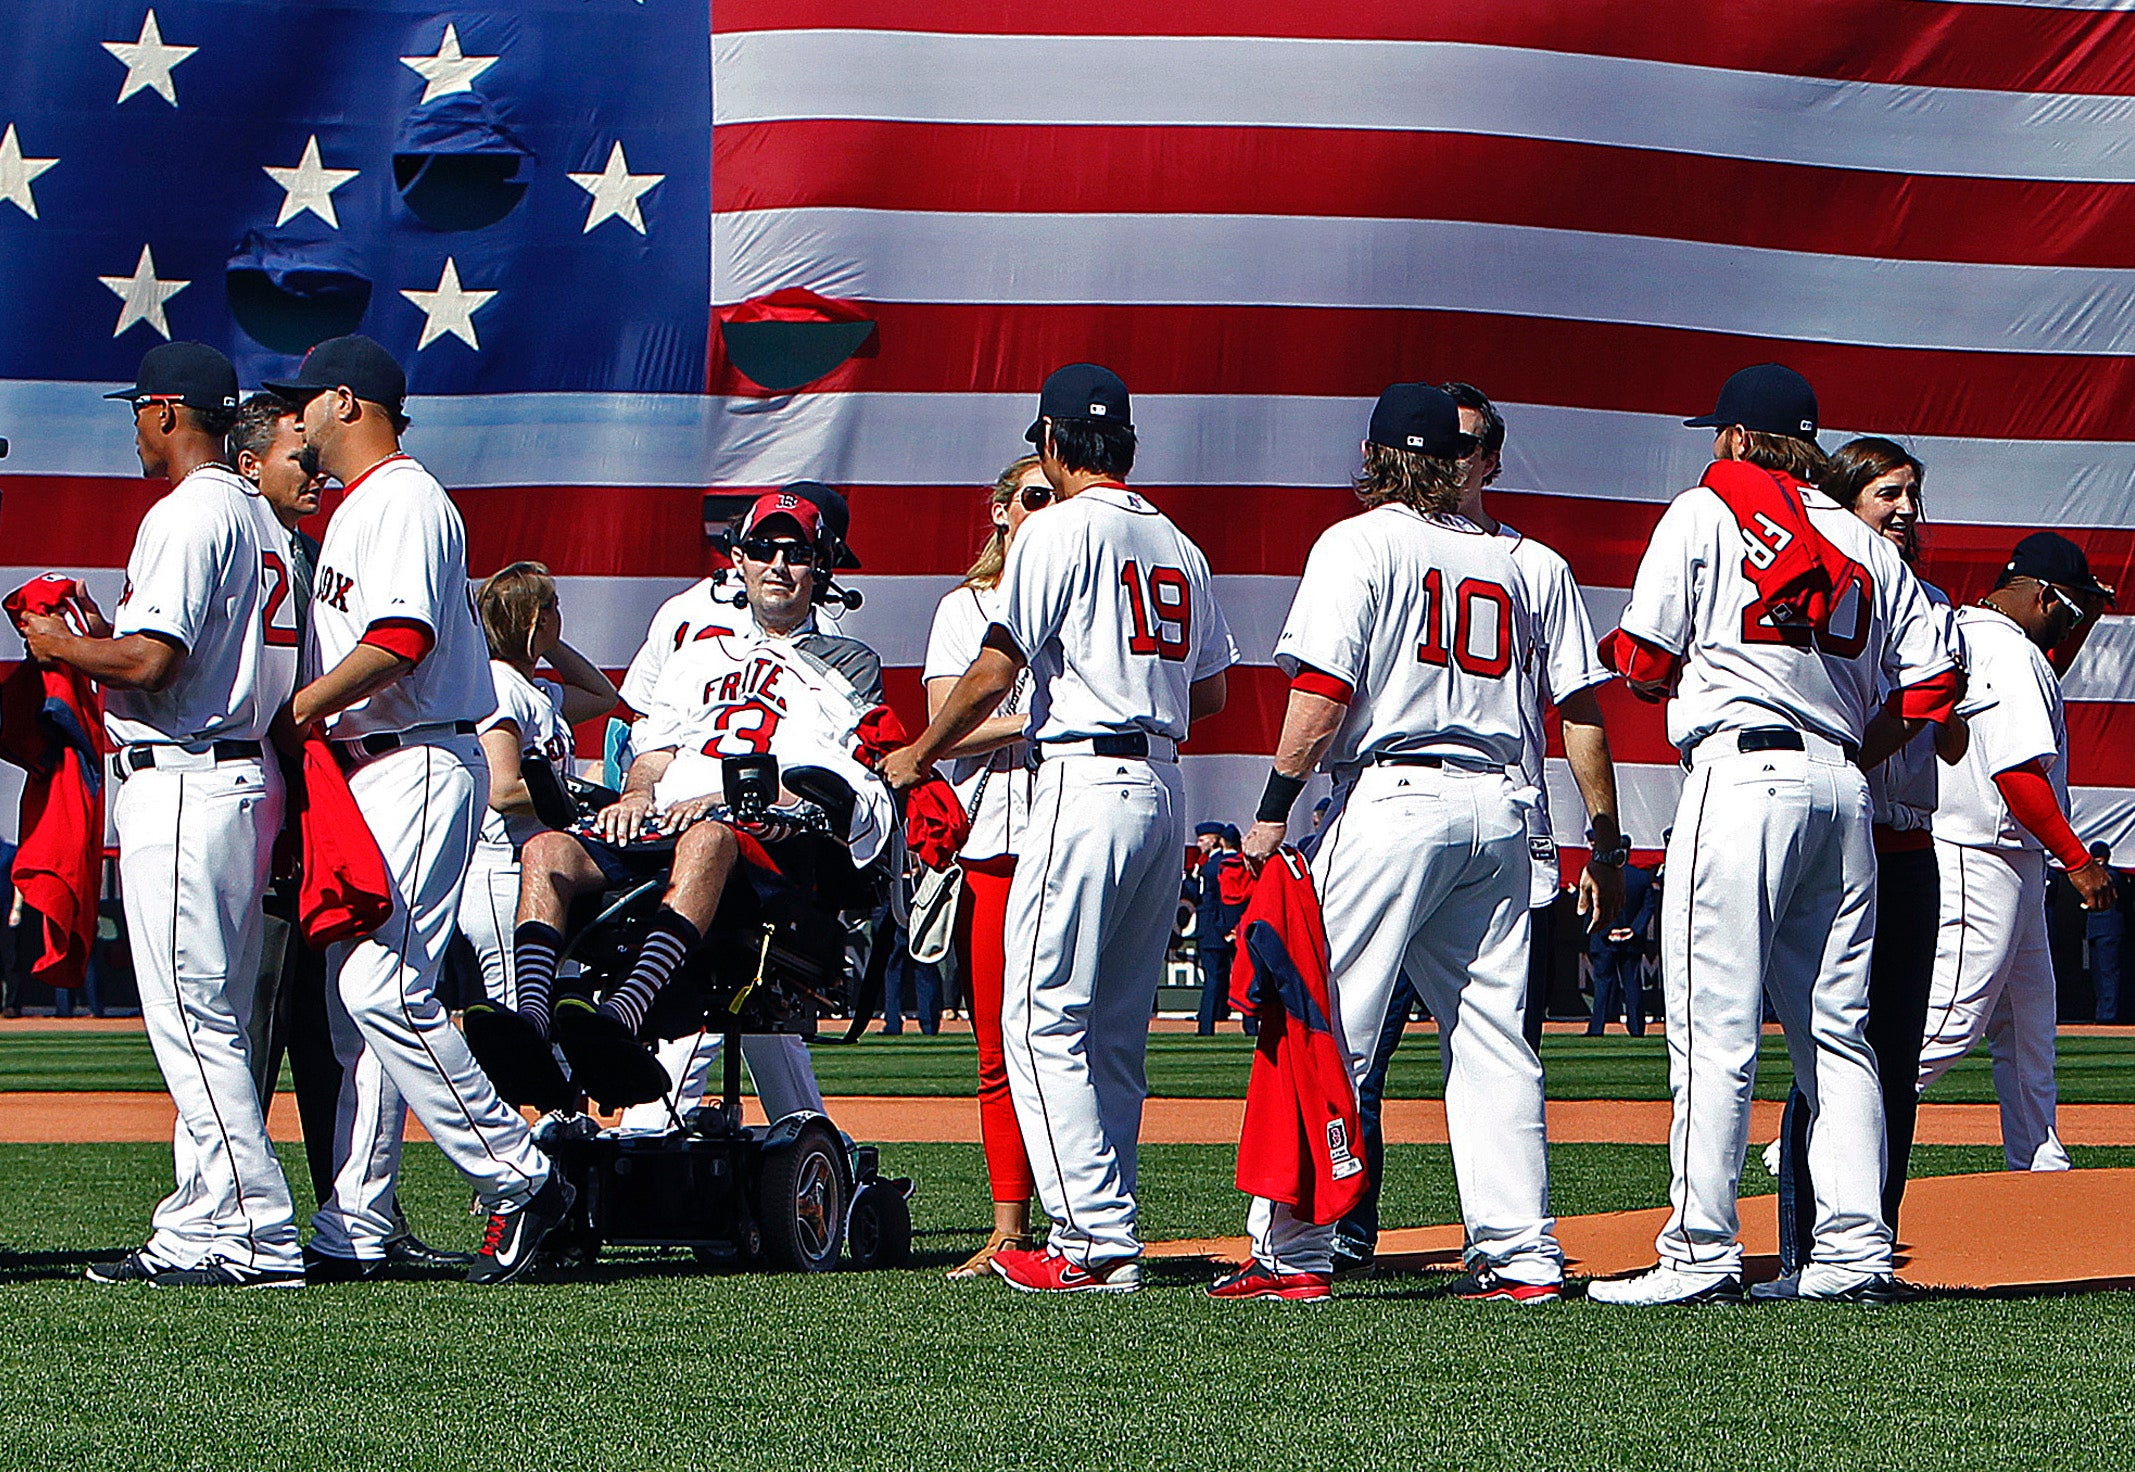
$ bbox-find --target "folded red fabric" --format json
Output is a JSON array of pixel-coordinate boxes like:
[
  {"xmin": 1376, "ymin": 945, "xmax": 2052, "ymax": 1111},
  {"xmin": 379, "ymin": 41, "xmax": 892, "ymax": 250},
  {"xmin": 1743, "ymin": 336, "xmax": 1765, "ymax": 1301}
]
[
  {"xmin": 293, "ymin": 732, "xmax": 394, "ymax": 947},
  {"xmin": 0, "ymin": 575, "xmax": 105, "ymax": 991},
  {"xmin": 853, "ymin": 703, "xmax": 970, "ymax": 869}
]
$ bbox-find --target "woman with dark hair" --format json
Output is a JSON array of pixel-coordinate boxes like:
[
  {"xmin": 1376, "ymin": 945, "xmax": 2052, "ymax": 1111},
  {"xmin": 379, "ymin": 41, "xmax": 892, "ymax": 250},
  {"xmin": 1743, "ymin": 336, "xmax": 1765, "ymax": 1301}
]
[
  {"xmin": 920, "ymin": 456, "xmax": 1049, "ymax": 1277},
  {"xmin": 458, "ymin": 562, "xmax": 618, "ymax": 1006},
  {"xmin": 1770, "ymin": 436, "xmax": 1947, "ymax": 1273}
]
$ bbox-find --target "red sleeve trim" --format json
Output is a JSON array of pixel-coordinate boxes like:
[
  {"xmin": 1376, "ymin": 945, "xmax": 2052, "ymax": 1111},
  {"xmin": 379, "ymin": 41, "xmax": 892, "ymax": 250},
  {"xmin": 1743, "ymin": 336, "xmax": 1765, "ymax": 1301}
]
[
  {"xmin": 1598, "ymin": 628, "xmax": 1681, "ymax": 701},
  {"xmin": 1896, "ymin": 665, "xmax": 1962, "ymax": 724},
  {"xmin": 360, "ymin": 617, "xmax": 435, "ymax": 665},
  {"xmin": 1993, "ymin": 760, "xmax": 2092, "ymax": 871},
  {"xmin": 1289, "ymin": 668, "xmax": 1355, "ymax": 704}
]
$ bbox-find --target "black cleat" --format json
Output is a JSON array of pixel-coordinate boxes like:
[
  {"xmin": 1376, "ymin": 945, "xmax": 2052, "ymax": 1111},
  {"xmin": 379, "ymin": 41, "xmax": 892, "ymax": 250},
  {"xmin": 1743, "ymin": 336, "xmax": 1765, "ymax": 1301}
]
[
  {"xmin": 467, "ymin": 1173, "xmax": 577, "ymax": 1285},
  {"xmin": 149, "ymin": 1261, "xmax": 305, "ymax": 1289},
  {"xmin": 463, "ymin": 1001, "xmax": 577, "ymax": 1113},
  {"xmin": 382, "ymin": 1230, "xmax": 472, "ymax": 1271},
  {"xmin": 550, "ymin": 997, "xmax": 671, "ymax": 1110},
  {"xmin": 302, "ymin": 1247, "xmax": 381, "ymax": 1284},
  {"xmin": 84, "ymin": 1249, "xmax": 161, "ymax": 1285}
]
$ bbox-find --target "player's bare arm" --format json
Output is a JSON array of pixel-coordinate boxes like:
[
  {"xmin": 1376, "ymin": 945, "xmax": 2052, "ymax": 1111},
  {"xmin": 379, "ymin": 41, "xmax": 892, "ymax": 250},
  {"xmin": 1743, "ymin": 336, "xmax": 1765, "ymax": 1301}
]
[
  {"xmin": 17, "ymin": 617, "xmax": 181, "ymax": 692},
  {"xmin": 595, "ymin": 748, "xmax": 675, "ymax": 845},
  {"xmin": 1189, "ymin": 670, "xmax": 1229, "ymax": 724},
  {"xmin": 545, "ymin": 638, "xmax": 621, "ymax": 724},
  {"xmin": 885, "ymin": 627, "xmax": 1023, "ymax": 790},
  {"xmin": 1858, "ymin": 710, "xmax": 1930, "ymax": 771},
  {"xmin": 288, "ymin": 641, "xmax": 413, "ymax": 728},
  {"xmin": 925, "ymin": 675, "xmax": 1027, "ymax": 761},
  {"xmin": 480, "ymin": 721, "xmax": 535, "ymax": 817},
  {"xmin": 1241, "ymin": 685, "xmax": 1347, "ymax": 864},
  {"xmin": 1558, "ymin": 685, "xmax": 1625, "ymax": 930}
]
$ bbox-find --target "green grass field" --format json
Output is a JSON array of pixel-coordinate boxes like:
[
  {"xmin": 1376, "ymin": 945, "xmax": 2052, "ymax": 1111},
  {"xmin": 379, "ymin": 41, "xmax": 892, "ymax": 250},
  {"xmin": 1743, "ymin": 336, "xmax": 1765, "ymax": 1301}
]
[
  {"xmin": 1, "ymin": 1141, "xmax": 2130, "ymax": 1472},
  {"xmin": 7, "ymin": 1026, "xmax": 2135, "ymax": 1103}
]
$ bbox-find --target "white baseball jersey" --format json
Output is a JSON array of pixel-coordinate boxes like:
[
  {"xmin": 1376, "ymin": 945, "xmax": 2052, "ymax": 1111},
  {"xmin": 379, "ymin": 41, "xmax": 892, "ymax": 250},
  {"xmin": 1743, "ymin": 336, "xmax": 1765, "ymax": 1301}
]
[
  {"xmin": 922, "ymin": 583, "xmax": 1032, "ymax": 862},
  {"xmin": 477, "ymin": 662, "xmax": 571, "ymax": 850},
  {"xmin": 619, "ymin": 577, "xmax": 742, "ymax": 714},
  {"xmin": 1275, "ymin": 505, "xmax": 1533, "ymax": 769},
  {"xmin": 1619, "ymin": 482, "xmax": 1956, "ymax": 750},
  {"xmin": 1933, "ymin": 605, "xmax": 2067, "ymax": 852},
  {"xmin": 633, "ymin": 633, "xmax": 895, "ymax": 866},
  {"xmin": 1502, "ymin": 524, "xmax": 1610, "ymax": 905},
  {"xmin": 1866, "ymin": 579, "xmax": 1956, "ymax": 833},
  {"xmin": 994, "ymin": 483, "xmax": 1236, "ymax": 743},
  {"xmin": 308, "ymin": 454, "xmax": 495, "ymax": 739},
  {"xmin": 105, "ymin": 465, "xmax": 298, "ymax": 748}
]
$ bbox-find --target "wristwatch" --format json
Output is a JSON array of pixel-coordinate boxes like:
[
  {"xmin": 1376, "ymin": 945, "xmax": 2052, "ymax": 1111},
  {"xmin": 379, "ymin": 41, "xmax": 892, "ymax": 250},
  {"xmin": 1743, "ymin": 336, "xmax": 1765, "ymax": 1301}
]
[{"xmin": 1587, "ymin": 830, "xmax": 1630, "ymax": 868}]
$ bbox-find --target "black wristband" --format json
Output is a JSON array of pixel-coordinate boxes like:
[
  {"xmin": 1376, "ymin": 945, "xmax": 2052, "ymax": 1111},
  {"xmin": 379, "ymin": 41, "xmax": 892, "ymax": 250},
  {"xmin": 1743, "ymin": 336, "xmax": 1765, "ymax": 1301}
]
[{"xmin": 1257, "ymin": 771, "xmax": 1307, "ymax": 825}]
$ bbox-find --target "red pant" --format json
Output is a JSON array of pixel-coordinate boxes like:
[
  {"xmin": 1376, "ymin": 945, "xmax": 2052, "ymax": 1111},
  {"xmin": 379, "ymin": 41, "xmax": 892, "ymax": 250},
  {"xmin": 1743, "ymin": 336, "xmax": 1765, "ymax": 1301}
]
[{"xmin": 956, "ymin": 854, "xmax": 1034, "ymax": 1203}]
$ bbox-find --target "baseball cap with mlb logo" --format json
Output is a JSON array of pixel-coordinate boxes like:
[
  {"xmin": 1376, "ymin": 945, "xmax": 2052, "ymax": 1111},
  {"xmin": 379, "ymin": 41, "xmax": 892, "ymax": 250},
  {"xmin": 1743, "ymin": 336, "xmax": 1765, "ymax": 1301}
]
[
  {"xmin": 104, "ymin": 341, "xmax": 240, "ymax": 414},
  {"xmin": 1025, "ymin": 362, "xmax": 1133, "ymax": 443},
  {"xmin": 738, "ymin": 489, "xmax": 828, "ymax": 545},
  {"xmin": 1366, "ymin": 382, "xmax": 1478, "ymax": 459},
  {"xmin": 1684, "ymin": 362, "xmax": 1820, "ymax": 442}
]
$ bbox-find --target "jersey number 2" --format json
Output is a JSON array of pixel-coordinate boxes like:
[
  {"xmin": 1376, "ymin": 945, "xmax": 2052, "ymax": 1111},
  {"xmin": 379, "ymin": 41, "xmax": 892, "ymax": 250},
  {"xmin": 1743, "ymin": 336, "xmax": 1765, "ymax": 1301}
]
[
  {"xmin": 1415, "ymin": 570, "xmax": 1513, "ymax": 678},
  {"xmin": 260, "ymin": 551, "xmax": 301, "ymax": 648},
  {"xmin": 1121, "ymin": 562, "xmax": 1192, "ymax": 662}
]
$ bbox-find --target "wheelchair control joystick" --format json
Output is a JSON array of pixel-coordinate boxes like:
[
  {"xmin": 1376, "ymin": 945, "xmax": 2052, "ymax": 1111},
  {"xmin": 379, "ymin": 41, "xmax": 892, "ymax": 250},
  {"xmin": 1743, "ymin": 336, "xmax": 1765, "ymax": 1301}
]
[{"xmin": 722, "ymin": 753, "xmax": 780, "ymax": 823}]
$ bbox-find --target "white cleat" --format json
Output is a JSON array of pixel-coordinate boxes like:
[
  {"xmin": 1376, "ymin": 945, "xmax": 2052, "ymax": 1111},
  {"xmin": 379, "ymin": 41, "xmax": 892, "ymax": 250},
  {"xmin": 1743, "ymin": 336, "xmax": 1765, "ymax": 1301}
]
[
  {"xmin": 1749, "ymin": 1266, "xmax": 1907, "ymax": 1303},
  {"xmin": 1586, "ymin": 1263, "xmax": 1744, "ymax": 1306}
]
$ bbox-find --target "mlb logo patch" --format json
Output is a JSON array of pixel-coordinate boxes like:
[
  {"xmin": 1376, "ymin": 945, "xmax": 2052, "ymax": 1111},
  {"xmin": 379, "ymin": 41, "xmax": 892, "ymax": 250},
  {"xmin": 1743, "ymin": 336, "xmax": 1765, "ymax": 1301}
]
[{"xmin": 1089, "ymin": 402, "xmax": 1107, "ymax": 416}]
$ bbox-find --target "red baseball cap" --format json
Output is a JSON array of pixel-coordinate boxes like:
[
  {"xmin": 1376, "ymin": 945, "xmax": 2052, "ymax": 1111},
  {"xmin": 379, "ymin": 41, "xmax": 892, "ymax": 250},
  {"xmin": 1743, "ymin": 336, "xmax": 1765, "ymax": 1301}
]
[{"xmin": 738, "ymin": 489, "xmax": 826, "ymax": 544}]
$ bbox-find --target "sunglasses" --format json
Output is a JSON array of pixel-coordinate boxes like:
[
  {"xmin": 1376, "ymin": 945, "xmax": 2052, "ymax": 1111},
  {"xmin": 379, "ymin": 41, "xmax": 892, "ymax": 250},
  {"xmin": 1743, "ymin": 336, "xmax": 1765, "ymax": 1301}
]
[
  {"xmin": 738, "ymin": 537, "xmax": 813, "ymax": 566},
  {"xmin": 1017, "ymin": 484, "xmax": 1054, "ymax": 511},
  {"xmin": 2044, "ymin": 584, "xmax": 2087, "ymax": 621}
]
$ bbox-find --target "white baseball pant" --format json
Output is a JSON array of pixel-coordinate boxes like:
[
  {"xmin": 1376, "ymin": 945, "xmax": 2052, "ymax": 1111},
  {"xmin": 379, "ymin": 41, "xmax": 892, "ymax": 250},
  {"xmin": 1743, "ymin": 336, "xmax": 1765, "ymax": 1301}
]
[
  {"xmin": 308, "ymin": 736, "xmax": 549, "ymax": 1259},
  {"xmin": 1656, "ymin": 739, "xmax": 1891, "ymax": 1277},
  {"xmin": 1918, "ymin": 841, "xmax": 2069, "ymax": 1172},
  {"xmin": 457, "ymin": 839, "xmax": 519, "ymax": 1007},
  {"xmin": 615, "ymin": 1032, "xmax": 826, "ymax": 1133},
  {"xmin": 1001, "ymin": 754, "xmax": 1182, "ymax": 1267},
  {"xmin": 116, "ymin": 754, "xmax": 302, "ymax": 1274},
  {"xmin": 1250, "ymin": 764, "xmax": 1559, "ymax": 1283}
]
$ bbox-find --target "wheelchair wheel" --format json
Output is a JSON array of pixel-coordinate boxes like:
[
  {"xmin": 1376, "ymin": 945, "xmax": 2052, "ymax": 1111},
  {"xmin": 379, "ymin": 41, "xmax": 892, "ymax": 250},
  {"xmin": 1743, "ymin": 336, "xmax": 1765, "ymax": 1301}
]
[
  {"xmin": 757, "ymin": 1119, "xmax": 848, "ymax": 1273},
  {"xmin": 845, "ymin": 1180, "xmax": 912, "ymax": 1271}
]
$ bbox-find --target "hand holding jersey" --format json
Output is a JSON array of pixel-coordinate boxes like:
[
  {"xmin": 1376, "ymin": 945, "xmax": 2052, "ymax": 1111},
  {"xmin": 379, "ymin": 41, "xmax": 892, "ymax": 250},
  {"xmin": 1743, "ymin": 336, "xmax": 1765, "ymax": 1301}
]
[
  {"xmin": 1233, "ymin": 384, "xmax": 1563, "ymax": 1298},
  {"xmin": 1591, "ymin": 366, "xmax": 1960, "ymax": 1307}
]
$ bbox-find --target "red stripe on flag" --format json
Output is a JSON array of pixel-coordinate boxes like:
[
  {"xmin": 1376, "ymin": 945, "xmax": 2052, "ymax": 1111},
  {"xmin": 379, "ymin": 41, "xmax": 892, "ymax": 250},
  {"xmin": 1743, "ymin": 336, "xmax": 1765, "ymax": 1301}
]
[
  {"xmin": 713, "ymin": 0, "xmax": 2135, "ymax": 96},
  {"xmin": 716, "ymin": 121, "xmax": 2135, "ymax": 270},
  {"xmin": 706, "ymin": 301, "xmax": 2135, "ymax": 446}
]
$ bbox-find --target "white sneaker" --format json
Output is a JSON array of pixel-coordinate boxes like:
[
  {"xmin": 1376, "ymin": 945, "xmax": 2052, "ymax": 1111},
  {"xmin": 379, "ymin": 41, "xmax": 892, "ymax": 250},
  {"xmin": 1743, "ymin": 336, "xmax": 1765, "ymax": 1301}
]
[
  {"xmin": 1749, "ymin": 1265, "xmax": 1905, "ymax": 1303},
  {"xmin": 1586, "ymin": 1263, "xmax": 1744, "ymax": 1306},
  {"xmin": 1758, "ymin": 1138, "xmax": 1782, "ymax": 1176}
]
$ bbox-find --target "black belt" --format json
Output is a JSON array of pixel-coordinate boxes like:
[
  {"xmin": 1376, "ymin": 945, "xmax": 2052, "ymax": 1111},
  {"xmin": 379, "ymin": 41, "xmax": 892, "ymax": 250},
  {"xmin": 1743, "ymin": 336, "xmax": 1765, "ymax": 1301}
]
[
  {"xmin": 1722, "ymin": 726, "xmax": 1861, "ymax": 765},
  {"xmin": 345, "ymin": 720, "xmax": 478, "ymax": 758},
  {"xmin": 1371, "ymin": 751, "xmax": 1498, "ymax": 771},
  {"xmin": 1053, "ymin": 732, "xmax": 1150, "ymax": 758},
  {"xmin": 117, "ymin": 739, "xmax": 262, "ymax": 776}
]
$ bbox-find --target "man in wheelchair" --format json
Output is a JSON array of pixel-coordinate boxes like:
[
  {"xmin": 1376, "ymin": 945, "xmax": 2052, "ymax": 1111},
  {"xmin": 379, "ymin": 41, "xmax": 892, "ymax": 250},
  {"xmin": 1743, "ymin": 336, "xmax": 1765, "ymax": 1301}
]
[{"xmin": 467, "ymin": 492, "xmax": 896, "ymax": 1113}]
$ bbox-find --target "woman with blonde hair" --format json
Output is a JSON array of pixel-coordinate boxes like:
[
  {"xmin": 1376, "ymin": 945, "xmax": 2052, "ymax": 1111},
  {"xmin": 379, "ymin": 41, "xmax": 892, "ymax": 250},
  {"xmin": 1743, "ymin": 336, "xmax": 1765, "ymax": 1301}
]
[
  {"xmin": 458, "ymin": 561, "xmax": 618, "ymax": 1006},
  {"xmin": 920, "ymin": 455, "xmax": 1053, "ymax": 1276}
]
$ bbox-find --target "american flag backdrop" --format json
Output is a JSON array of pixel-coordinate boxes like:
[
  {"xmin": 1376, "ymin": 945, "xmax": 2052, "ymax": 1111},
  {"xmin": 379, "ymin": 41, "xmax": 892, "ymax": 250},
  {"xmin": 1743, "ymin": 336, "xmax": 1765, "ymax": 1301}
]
[{"xmin": 4, "ymin": 2, "xmax": 2134, "ymax": 868}]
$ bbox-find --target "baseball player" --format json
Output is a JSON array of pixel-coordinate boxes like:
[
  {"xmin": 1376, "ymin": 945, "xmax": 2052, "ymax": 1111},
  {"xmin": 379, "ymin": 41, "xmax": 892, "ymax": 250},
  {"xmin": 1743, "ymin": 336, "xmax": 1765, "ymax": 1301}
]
[
  {"xmin": 459, "ymin": 562, "xmax": 617, "ymax": 1007},
  {"xmin": 885, "ymin": 363, "xmax": 1237, "ymax": 1293},
  {"xmin": 1591, "ymin": 364, "xmax": 1960, "ymax": 1306},
  {"xmin": 1231, "ymin": 382, "xmax": 1568, "ymax": 1303},
  {"xmin": 1327, "ymin": 380, "xmax": 1626, "ymax": 1274},
  {"xmin": 25, "ymin": 343, "xmax": 303, "ymax": 1288},
  {"xmin": 1771, "ymin": 437, "xmax": 1954, "ymax": 1272},
  {"xmin": 1918, "ymin": 533, "xmax": 2117, "ymax": 1170},
  {"xmin": 267, "ymin": 335, "xmax": 569, "ymax": 1285}
]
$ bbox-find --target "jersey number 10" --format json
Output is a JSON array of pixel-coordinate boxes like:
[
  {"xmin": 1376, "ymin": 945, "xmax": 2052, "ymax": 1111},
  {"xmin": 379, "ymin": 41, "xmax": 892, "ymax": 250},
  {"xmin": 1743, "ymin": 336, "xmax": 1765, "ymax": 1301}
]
[
  {"xmin": 1121, "ymin": 561, "xmax": 1193, "ymax": 662},
  {"xmin": 1416, "ymin": 569, "xmax": 1513, "ymax": 678}
]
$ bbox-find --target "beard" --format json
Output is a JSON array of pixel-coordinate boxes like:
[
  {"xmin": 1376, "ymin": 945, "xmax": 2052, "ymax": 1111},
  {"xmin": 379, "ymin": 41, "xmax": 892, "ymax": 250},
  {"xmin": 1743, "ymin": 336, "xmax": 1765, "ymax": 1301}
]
[{"xmin": 296, "ymin": 443, "xmax": 322, "ymax": 479}]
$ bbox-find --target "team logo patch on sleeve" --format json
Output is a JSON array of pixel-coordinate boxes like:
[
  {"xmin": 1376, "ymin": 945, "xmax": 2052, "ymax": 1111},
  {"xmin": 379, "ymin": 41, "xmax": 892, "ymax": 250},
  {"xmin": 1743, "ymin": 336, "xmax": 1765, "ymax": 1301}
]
[{"xmin": 1325, "ymin": 1118, "xmax": 1363, "ymax": 1180}]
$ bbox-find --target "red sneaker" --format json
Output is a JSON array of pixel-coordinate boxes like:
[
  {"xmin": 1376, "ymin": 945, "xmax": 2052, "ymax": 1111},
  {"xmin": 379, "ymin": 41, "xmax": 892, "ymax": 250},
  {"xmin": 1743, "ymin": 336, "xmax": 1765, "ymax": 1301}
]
[
  {"xmin": 1449, "ymin": 1267, "xmax": 1560, "ymax": 1304},
  {"xmin": 1207, "ymin": 1261, "xmax": 1333, "ymax": 1303},
  {"xmin": 990, "ymin": 1247, "xmax": 1142, "ymax": 1294}
]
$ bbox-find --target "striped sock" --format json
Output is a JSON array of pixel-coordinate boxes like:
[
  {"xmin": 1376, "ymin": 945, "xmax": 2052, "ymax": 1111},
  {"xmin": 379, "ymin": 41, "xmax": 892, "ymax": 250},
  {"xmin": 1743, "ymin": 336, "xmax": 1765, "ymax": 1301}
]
[
  {"xmin": 598, "ymin": 909, "xmax": 700, "ymax": 1035},
  {"xmin": 512, "ymin": 922, "xmax": 565, "ymax": 1036}
]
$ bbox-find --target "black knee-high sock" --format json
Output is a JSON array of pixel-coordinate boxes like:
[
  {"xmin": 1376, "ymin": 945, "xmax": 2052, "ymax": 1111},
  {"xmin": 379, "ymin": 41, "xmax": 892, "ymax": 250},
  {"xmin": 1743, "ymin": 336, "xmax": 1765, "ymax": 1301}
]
[
  {"xmin": 513, "ymin": 922, "xmax": 565, "ymax": 1035},
  {"xmin": 598, "ymin": 908, "xmax": 700, "ymax": 1035}
]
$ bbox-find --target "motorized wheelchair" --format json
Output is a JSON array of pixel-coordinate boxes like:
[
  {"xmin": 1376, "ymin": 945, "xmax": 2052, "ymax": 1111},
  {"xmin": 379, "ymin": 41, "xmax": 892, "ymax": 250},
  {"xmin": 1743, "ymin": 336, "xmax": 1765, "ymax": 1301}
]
[{"xmin": 469, "ymin": 751, "xmax": 913, "ymax": 1275}]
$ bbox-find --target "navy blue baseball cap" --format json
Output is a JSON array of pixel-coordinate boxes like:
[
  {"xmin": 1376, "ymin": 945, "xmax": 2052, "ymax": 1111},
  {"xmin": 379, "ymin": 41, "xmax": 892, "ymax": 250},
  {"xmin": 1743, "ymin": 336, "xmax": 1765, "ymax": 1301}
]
[
  {"xmin": 1684, "ymin": 363, "xmax": 1819, "ymax": 441},
  {"xmin": 1026, "ymin": 363, "xmax": 1132, "ymax": 444},
  {"xmin": 1367, "ymin": 382, "xmax": 1477, "ymax": 459},
  {"xmin": 104, "ymin": 341, "xmax": 240, "ymax": 414},
  {"xmin": 1998, "ymin": 531, "xmax": 2113, "ymax": 603},
  {"xmin": 264, "ymin": 334, "xmax": 407, "ymax": 416}
]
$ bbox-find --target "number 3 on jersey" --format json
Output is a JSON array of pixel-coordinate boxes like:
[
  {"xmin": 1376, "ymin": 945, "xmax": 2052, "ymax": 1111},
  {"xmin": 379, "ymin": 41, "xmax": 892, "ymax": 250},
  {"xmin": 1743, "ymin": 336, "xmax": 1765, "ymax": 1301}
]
[
  {"xmin": 1121, "ymin": 561, "xmax": 1192, "ymax": 661},
  {"xmin": 260, "ymin": 551, "xmax": 301, "ymax": 647},
  {"xmin": 1415, "ymin": 569, "xmax": 1513, "ymax": 677}
]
